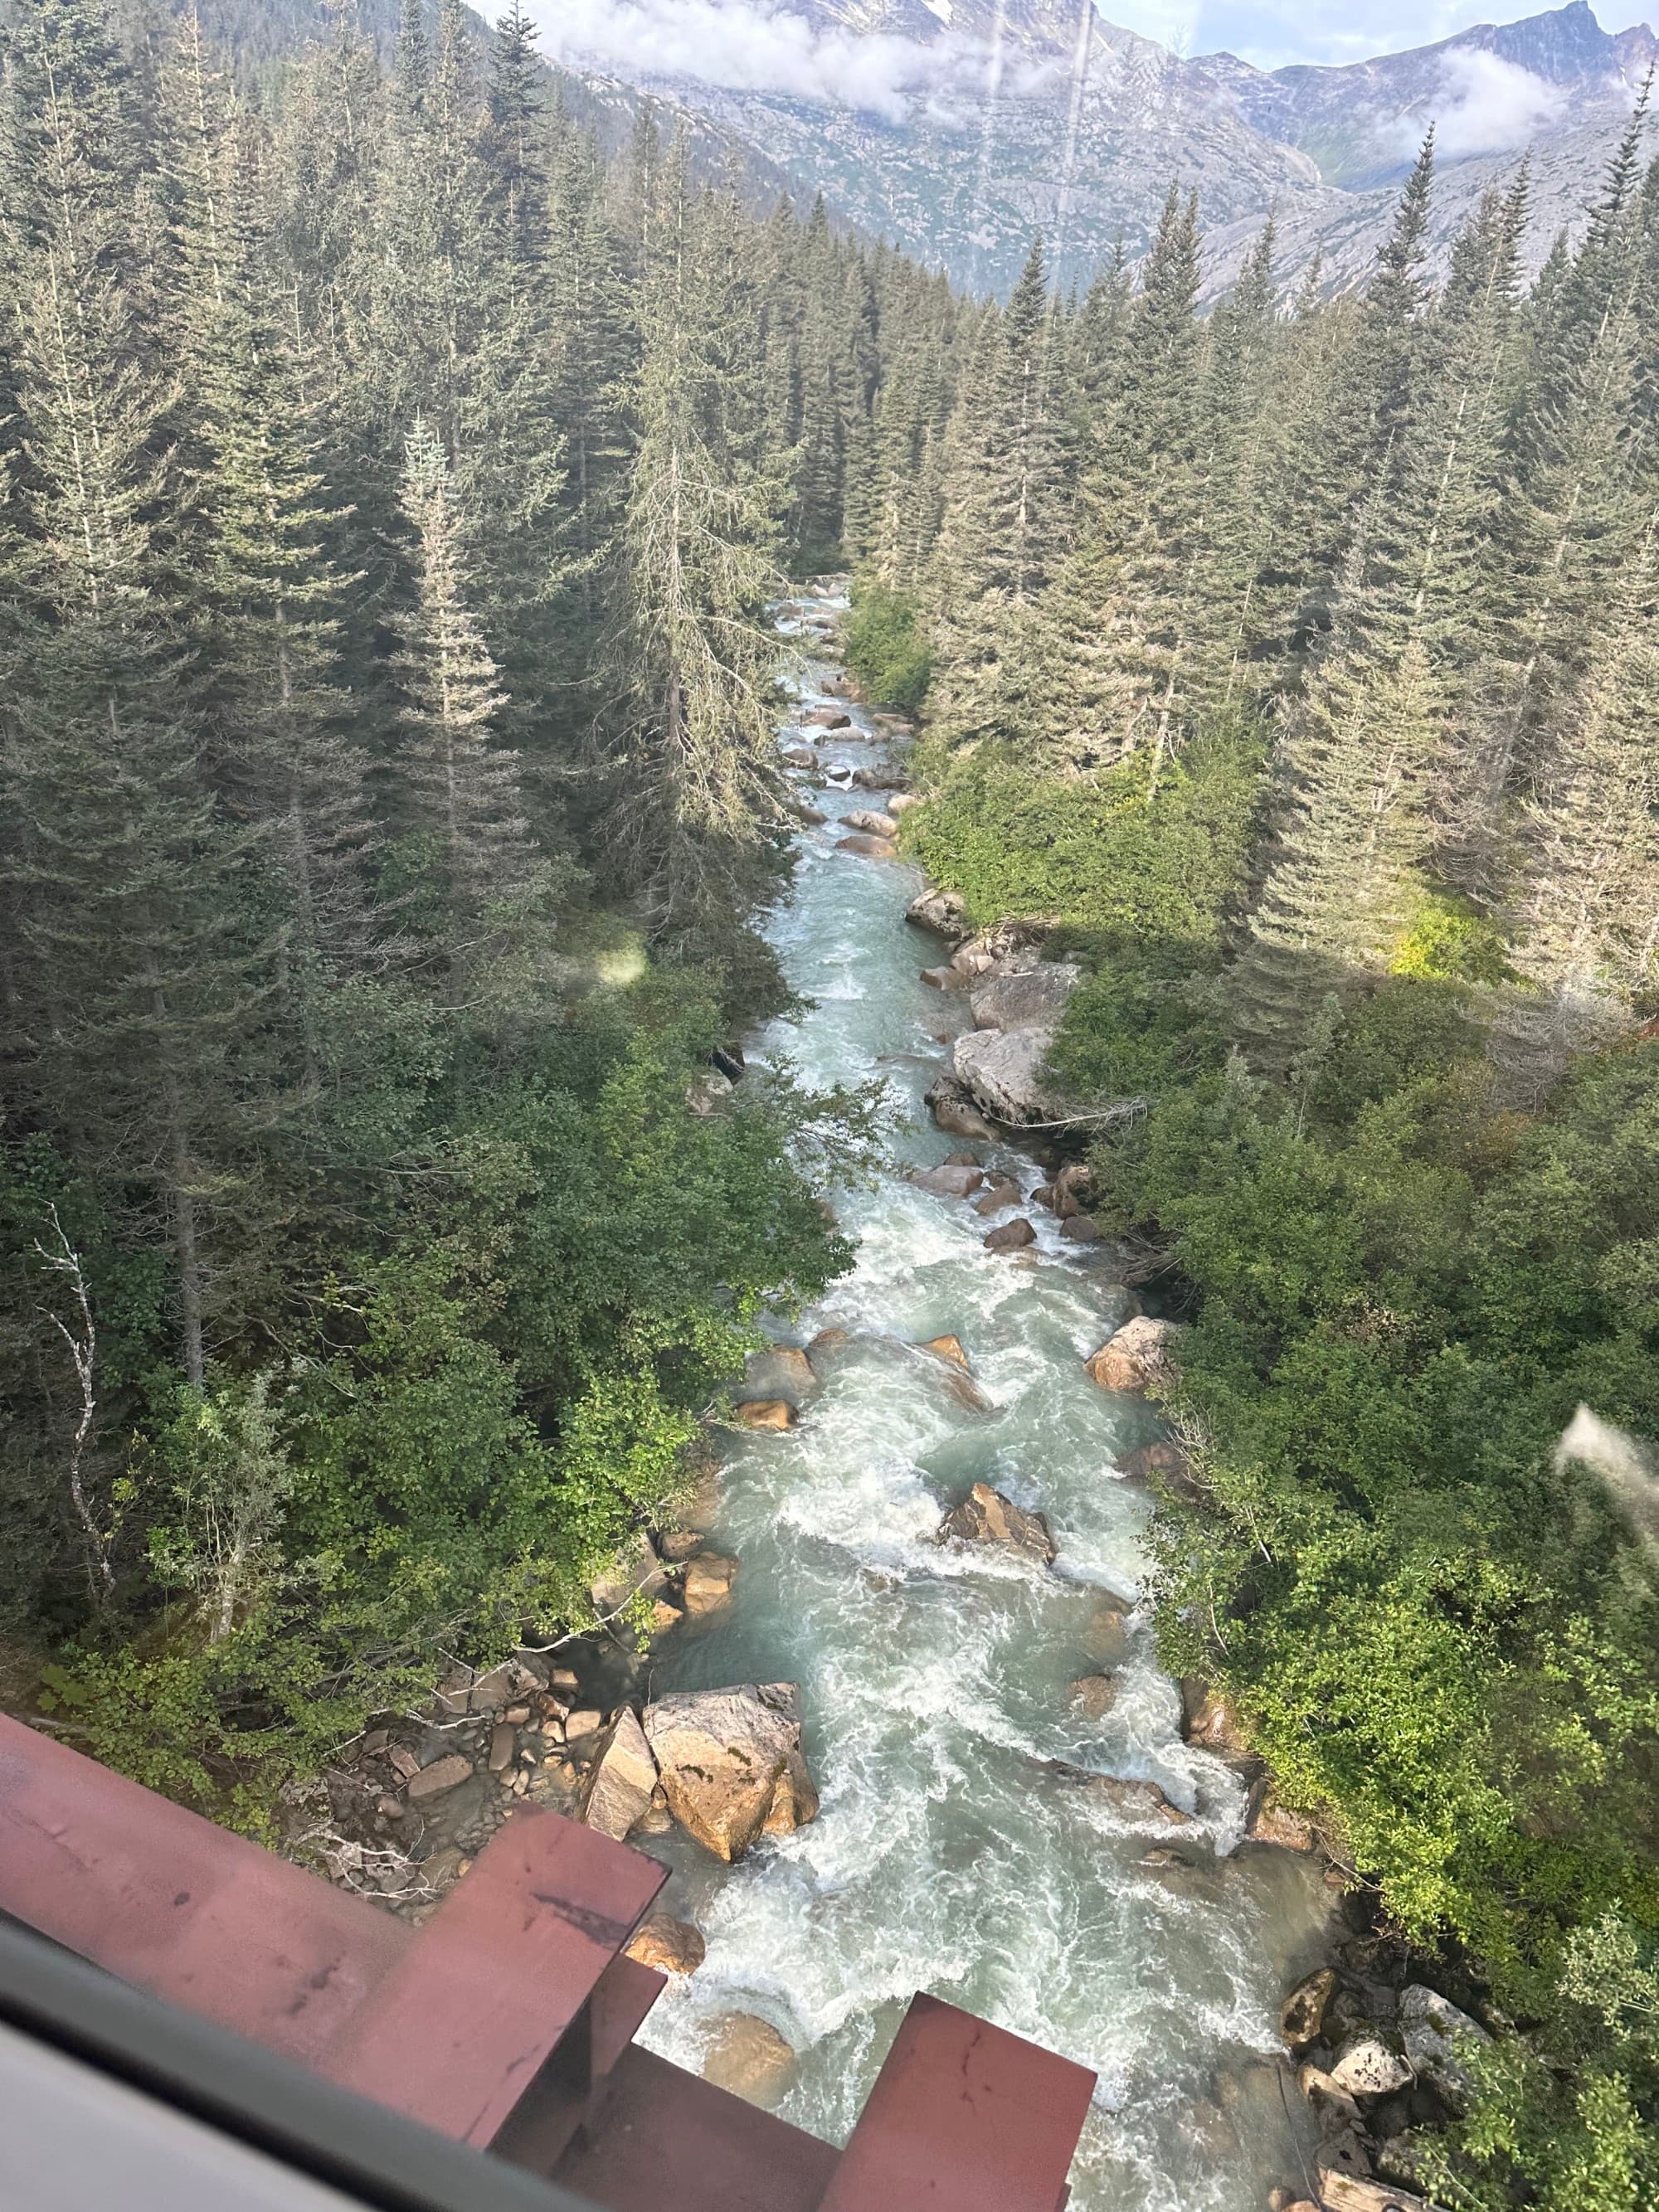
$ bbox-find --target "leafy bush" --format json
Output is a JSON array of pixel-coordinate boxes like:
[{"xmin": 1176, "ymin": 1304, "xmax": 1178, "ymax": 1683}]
[{"xmin": 844, "ymin": 575, "xmax": 932, "ymax": 713}]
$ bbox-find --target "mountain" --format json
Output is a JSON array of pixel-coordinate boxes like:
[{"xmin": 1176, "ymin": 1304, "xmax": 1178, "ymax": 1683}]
[{"xmin": 550, "ymin": 0, "xmax": 1657, "ymax": 299}]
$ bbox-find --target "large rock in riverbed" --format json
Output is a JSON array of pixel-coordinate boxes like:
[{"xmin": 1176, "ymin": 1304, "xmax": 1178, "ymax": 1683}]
[
  {"xmin": 907, "ymin": 887, "xmax": 971, "ymax": 941},
  {"xmin": 1399, "ymin": 1985, "xmax": 1489, "ymax": 2109},
  {"xmin": 701, "ymin": 2014, "xmax": 797, "ymax": 2107},
  {"xmin": 952, "ymin": 1024, "xmax": 1070, "ymax": 1127},
  {"xmin": 969, "ymin": 965, "xmax": 1082, "ymax": 1033},
  {"xmin": 911, "ymin": 1163, "xmax": 984, "ymax": 1198},
  {"xmin": 643, "ymin": 1684, "xmax": 819, "ymax": 1861},
  {"xmin": 625, "ymin": 1914, "xmax": 706, "ymax": 1976},
  {"xmin": 1084, "ymin": 1316, "xmax": 1185, "ymax": 1397},
  {"xmin": 925, "ymin": 1075, "xmax": 996, "ymax": 1141},
  {"xmin": 842, "ymin": 809, "xmax": 899, "ymax": 837},
  {"xmin": 837, "ymin": 832, "xmax": 898, "ymax": 858},
  {"xmin": 581, "ymin": 1708, "xmax": 658, "ymax": 1841},
  {"xmin": 939, "ymin": 1480, "xmax": 1056, "ymax": 1563}
]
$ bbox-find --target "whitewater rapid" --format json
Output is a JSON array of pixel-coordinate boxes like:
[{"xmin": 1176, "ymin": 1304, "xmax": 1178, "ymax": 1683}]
[{"xmin": 635, "ymin": 591, "xmax": 1329, "ymax": 2210}]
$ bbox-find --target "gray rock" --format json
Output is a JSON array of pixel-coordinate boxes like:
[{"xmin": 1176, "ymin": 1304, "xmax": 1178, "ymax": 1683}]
[
  {"xmin": 983, "ymin": 1216, "xmax": 1037, "ymax": 1252},
  {"xmin": 969, "ymin": 963, "xmax": 1082, "ymax": 1033},
  {"xmin": 836, "ymin": 832, "xmax": 898, "ymax": 858},
  {"xmin": 952, "ymin": 1023, "xmax": 1070, "ymax": 1126},
  {"xmin": 581, "ymin": 1708, "xmax": 659, "ymax": 1841},
  {"xmin": 911, "ymin": 1163, "xmax": 984, "ymax": 1197},
  {"xmin": 1329, "ymin": 2035, "xmax": 1413, "ymax": 2099},
  {"xmin": 842, "ymin": 809, "xmax": 900, "ymax": 837},
  {"xmin": 1399, "ymin": 1985, "xmax": 1489, "ymax": 2110}
]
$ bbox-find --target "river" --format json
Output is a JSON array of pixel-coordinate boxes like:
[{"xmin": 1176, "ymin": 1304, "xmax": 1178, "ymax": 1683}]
[{"xmin": 635, "ymin": 586, "xmax": 1331, "ymax": 2212}]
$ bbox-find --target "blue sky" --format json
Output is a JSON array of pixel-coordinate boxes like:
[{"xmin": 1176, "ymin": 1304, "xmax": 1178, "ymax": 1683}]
[{"xmin": 1102, "ymin": 0, "xmax": 1651, "ymax": 68}]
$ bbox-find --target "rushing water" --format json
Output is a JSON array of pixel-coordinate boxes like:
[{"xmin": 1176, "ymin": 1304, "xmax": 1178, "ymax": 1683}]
[{"xmin": 635, "ymin": 591, "xmax": 1331, "ymax": 2211}]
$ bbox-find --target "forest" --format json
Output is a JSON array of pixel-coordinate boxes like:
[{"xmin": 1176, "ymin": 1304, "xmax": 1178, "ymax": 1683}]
[{"xmin": 2, "ymin": 0, "xmax": 1658, "ymax": 2200}]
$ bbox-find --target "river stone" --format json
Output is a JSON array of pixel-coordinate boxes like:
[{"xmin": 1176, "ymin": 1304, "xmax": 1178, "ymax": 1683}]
[
  {"xmin": 1181, "ymin": 1680, "xmax": 1254, "ymax": 1766},
  {"xmin": 589, "ymin": 1529, "xmax": 669, "ymax": 1616},
  {"xmin": 405, "ymin": 1752, "xmax": 473, "ymax": 1802},
  {"xmin": 925, "ymin": 1075, "xmax": 997, "ymax": 1141},
  {"xmin": 952, "ymin": 1024, "xmax": 1071, "ymax": 1126},
  {"xmin": 939, "ymin": 1481, "xmax": 1056, "ymax": 1563},
  {"xmin": 907, "ymin": 887, "xmax": 971, "ymax": 941},
  {"xmin": 643, "ymin": 1683, "xmax": 819, "ymax": 1861},
  {"xmin": 1316, "ymin": 2178, "xmax": 1447, "ymax": 2212},
  {"xmin": 743, "ymin": 1344, "xmax": 817, "ymax": 1405},
  {"xmin": 1085, "ymin": 1775, "xmax": 1192, "ymax": 1827},
  {"xmin": 969, "ymin": 964, "xmax": 1083, "ymax": 1033},
  {"xmin": 836, "ymin": 832, "xmax": 898, "ymax": 858},
  {"xmin": 682, "ymin": 1551, "xmax": 738, "ymax": 1618},
  {"xmin": 919, "ymin": 1334, "xmax": 970, "ymax": 1369},
  {"xmin": 1300, "ymin": 2064, "xmax": 1365, "ymax": 2127},
  {"xmin": 1069, "ymin": 1673, "xmax": 1119, "ymax": 1721},
  {"xmin": 791, "ymin": 802, "xmax": 829, "ymax": 826},
  {"xmin": 1118, "ymin": 1436, "xmax": 1188, "ymax": 1485},
  {"xmin": 1060, "ymin": 1213, "xmax": 1102, "ymax": 1243},
  {"xmin": 1282, "ymin": 1967, "xmax": 1339, "ymax": 2048},
  {"xmin": 921, "ymin": 965, "xmax": 966, "ymax": 990},
  {"xmin": 1330, "ymin": 2035, "xmax": 1413, "ymax": 2099},
  {"xmin": 731, "ymin": 1398, "xmax": 797, "ymax": 1431},
  {"xmin": 581, "ymin": 1708, "xmax": 658, "ymax": 1841},
  {"xmin": 781, "ymin": 745, "xmax": 818, "ymax": 768},
  {"xmin": 911, "ymin": 1163, "xmax": 984, "ymax": 1198},
  {"xmin": 842, "ymin": 809, "xmax": 900, "ymax": 837},
  {"xmin": 1079, "ymin": 1595, "xmax": 1131, "ymax": 1668},
  {"xmin": 701, "ymin": 2013, "xmax": 797, "ymax": 2107},
  {"xmin": 1399, "ymin": 1985, "xmax": 1489, "ymax": 2109},
  {"xmin": 973, "ymin": 1181, "xmax": 1021, "ymax": 1215},
  {"xmin": 625, "ymin": 1914, "xmax": 707, "ymax": 1976},
  {"xmin": 984, "ymin": 1216, "xmax": 1037, "ymax": 1252},
  {"xmin": 852, "ymin": 764, "xmax": 904, "ymax": 790},
  {"xmin": 889, "ymin": 792, "xmax": 923, "ymax": 814},
  {"xmin": 1084, "ymin": 1316, "xmax": 1186, "ymax": 1397},
  {"xmin": 800, "ymin": 706, "xmax": 850, "ymax": 728}
]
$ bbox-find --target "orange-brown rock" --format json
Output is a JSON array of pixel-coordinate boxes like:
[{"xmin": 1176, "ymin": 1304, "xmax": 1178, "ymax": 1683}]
[{"xmin": 731, "ymin": 1398, "xmax": 797, "ymax": 1431}]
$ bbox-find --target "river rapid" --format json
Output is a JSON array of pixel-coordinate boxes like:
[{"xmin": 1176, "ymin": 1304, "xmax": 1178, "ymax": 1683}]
[{"xmin": 635, "ymin": 587, "xmax": 1331, "ymax": 2211}]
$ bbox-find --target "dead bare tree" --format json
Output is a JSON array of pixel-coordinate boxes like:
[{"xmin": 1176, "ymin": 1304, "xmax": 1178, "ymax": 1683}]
[{"xmin": 34, "ymin": 1204, "xmax": 113, "ymax": 1607}]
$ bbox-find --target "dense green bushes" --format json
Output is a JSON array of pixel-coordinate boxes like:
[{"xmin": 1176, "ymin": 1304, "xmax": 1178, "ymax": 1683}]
[{"xmin": 844, "ymin": 576, "xmax": 932, "ymax": 714}]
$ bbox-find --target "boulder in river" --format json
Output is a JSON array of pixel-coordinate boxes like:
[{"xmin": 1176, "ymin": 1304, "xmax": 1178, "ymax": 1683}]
[
  {"xmin": 939, "ymin": 1480, "xmax": 1056, "ymax": 1563},
  {"xmin": 1245, "ymin": 1778, "xmax": 1322, "ymax": 1853},
  {"xmin": 1329, "ymin": 2035, "xmax": 1413, "ymax": 2099},
  {"xmin": 969, "ymin": 964, "xmax": 1083, "ymax": 1033},
  {"xmin": 1180, "ymin": 1680, "xmax": 1255, "ymax": 1767},
  {"xmin": 907, "ymin": 887, "xmax": 971, "ymax": 941},
  {"xmin": 1060, "ymin": 1213, "xmax": 1102, "ymax": 1243},
  {"xmin": 643, "ymin": 1683, "xmax": 819, "ymax": 1861},
  {"xmin": 625, "ymin": 1914, "xmax": 706, "ymax": 1976},
  {"xmin": 800, "ymin": 706, "xmax": 851, "ymax": 729},
  {"xmin": 842, "ymin": 809, "xmax": 899, "ymax": 837},
  {"xmin": 919, "ymin": 1334, "xmax": 970, "ymax": 1369},
  {"xmin": 888, "ymin": 791, "xmax": 923, "ymax": 814},
  {"xmin": 1081, "ymin": 1774, "xmax": 1193, "ymax": 1827},
  {"xmin": 1084, "ymin": 1316, "xmax": 1185, "ymax": 1397},
  {"xmin": 781, "ymin": 745, "xmax": 818, "ymax": 768},
  {"xmin": 836, "ymin": 832, "xmax": 898, "ymax": 858},
  {"xmin": 925, "ymin": 1075, "xmax": 996, "ymax": 1140},
  {"xmin": 700, "ymin": 2013, "xmax": 797, "ymax": 2107},
  {"xmin": 920, "ymin": 964, "xmax": 966, "ymax": 990},
  {"xmin": 952, "ymin": 1024, "xmax": 1070, "ymax": 1127},
  {"xmin": 731, "ymin": 1398, "xmax": 798, "ymax": 1431},
  {"xmin": 681, "ymin": 1551, "xmax": 738, "ymax": 1619},
  {"xmin": 1069, "ymin": 1674, "xmax": 1119, "ymax": 1721},
  {"xmin": 911, "ymin": 1162, "xmax": 985, "ymax": 1198},
  {"xmin": 743, "ymin": 1344, "xmax": 817, "ymax": 1406},
  {"xmin": 1280, "ymin": 1967, "xmax": 1338, "ymax": 2049},
  {"xmin": 1082, "ymin": 1596, "xmax": 1131, "ymax": 1668},
  {"xmin": 852, "ymin": 764, "xmax": 905, "ymax": 790},
  {"xmin": 581, "ymin": 1708, "xmax": 658, "ymax": 1841},
  {"xmin": 984, "ymin": 1216, "xmax": 1036, "ymax": 1252},
  {"xmin": 973, "ymin": 1178, "xmax": 1022, "ymax": 1214}
]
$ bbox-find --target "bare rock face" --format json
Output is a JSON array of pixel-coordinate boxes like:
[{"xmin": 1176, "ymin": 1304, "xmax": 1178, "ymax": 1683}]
[
  {"xmin": 836, "ymin": 832, "xmax": 898, "ymax": 858},
  {"xmin": 939, "ymin": 1480, "xmax": 1056, "ymax": 1564},
  {"xmin": 682, "ymin": 1551, "xmax": 738, "ymax": 1618},
  {"xmin": 1084, "ymin": 1315, "xmax": 1185, "ymax": 1397},
  {"xmin": 581, "ymin": 1708, "xmax": 658, "ymax": 1841},
  {"xmin": 731, "ymin": 1398, "xmax": 798, "ymax": 1431},
  {"xmin": 700, "ymin": 2013, "xmax": 797, "ymax": 2108},
  {"xmin": 952, "ymin": 1023, "xmax": 1068, "ymax": 1127},
  {"xmin": 968, "ymin": 963, "xmax": 1082, "ymax": 1033},
  {"xmin": 625, "ymin": 1914, "xmax": 707, "ymax": 1976},
  {"xmin": 643, "ymin": 1683, "xmax": 820, "ymax": 1862}
]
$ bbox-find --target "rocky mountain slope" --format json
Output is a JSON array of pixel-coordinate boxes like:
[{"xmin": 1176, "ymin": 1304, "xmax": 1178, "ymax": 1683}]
[{"xmin": 552, "ymin": 0, "xmax": 1657, "ymax": 299}]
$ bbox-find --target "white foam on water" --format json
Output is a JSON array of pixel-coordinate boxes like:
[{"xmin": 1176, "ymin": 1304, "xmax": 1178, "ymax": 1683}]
[{"xmin": 635, "ymin": 626, "xmax": 1331, "ymax": 2210}]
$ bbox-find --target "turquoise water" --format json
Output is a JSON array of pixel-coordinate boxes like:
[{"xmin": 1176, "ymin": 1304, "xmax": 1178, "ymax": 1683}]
[{"xmin": 635, "ymin": 596, "xmax": 1329, "ymax": 2211}]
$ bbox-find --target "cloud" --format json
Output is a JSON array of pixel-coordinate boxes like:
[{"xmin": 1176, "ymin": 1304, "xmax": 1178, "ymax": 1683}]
[
  {"xmin": 1394, "ymin": 49, "xmax": 1569, "ymax": 160},
  {"xmin": 533, "ymin": 0, "xmax": 1034, "ymax": 124}
]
